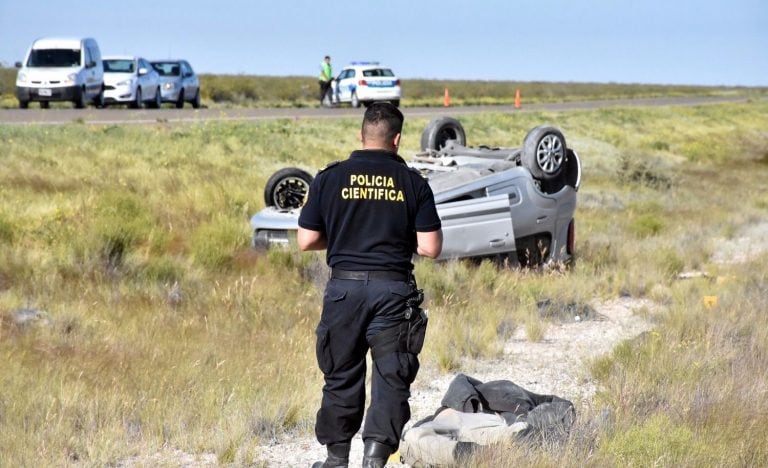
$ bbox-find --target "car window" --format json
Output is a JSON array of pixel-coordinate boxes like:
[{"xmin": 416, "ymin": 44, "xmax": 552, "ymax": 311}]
[
  {"xmin": 104, "ymin": 59, "xmax": 135, "ymax": 73},
  {"xmin": 27, "ymin": 49, "xmax": 81, "ymax": 68},
  {"xmin": 362, "ymin": 68, "xmax": 395, "ymax": 77},
  {"xmin": 152, "ymin": 62, "xmax": 181, "ymax": 76}
]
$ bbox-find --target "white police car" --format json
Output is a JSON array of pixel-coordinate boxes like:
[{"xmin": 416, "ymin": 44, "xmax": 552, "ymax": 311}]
[{"xmin": 332, "ymin": 62, "xmax": 401, "ymax": 108}]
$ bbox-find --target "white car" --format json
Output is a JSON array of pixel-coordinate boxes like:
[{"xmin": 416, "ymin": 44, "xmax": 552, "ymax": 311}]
[
  {"xmin": 150, "ymin": 60, "xmax": 201, "ymax": 108},
  {"xmin": 103, "ymin": 56, "xmax": 161, "ymax": 108},
  {"xmin": 331, "ymin": 62, "xmax": 401, "ymax": 108}
]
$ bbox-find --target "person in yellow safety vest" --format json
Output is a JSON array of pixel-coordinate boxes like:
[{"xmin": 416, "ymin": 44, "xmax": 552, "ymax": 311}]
[{"xmin": 318, "ymin": 55, "xmax": 333, "ymax": 107}]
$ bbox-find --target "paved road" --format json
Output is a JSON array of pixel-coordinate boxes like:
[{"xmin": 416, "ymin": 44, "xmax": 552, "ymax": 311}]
[{"xmin": 0, "ymin": 96, "xmax": 750, "ymax": 126}]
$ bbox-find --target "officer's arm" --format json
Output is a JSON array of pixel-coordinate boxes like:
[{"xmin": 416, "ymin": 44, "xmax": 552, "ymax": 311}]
[
  {"xmin": 416, "ymin": 229, "xmax": 443, "ymax": 258},
  {"xmin": 297, "ymin": 227, "xmax": 327, "ymax": 251}
]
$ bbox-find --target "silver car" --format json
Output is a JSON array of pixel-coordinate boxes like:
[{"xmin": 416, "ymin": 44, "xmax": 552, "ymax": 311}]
[
  {"xmin": 250, "ymin": 117, "xmax": 581, "ymax": 266},
  {"xmin": 150, "ymin": 60, "xmax": 201, "ymax": 108},
  {"xmin": 103, "ymin": 56, "xmax": 161, "ymax": 108}
]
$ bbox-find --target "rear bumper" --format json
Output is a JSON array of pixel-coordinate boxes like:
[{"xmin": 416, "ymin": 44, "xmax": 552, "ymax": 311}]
[{"xmin": 16, "ymin": 85, "xmax": 78, "ymax": 102}]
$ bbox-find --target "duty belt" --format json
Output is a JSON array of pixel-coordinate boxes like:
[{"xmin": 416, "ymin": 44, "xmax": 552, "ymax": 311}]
[{"xmin": 330, "ymin": 268, "xmax": 410, "ymax": 282}]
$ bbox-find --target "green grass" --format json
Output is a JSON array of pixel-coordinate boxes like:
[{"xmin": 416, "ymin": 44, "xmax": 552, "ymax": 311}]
[
  {"xmin": 1, "ymin": 101, "xmax": 768, "ymax": 464},
  {"xmin": 2, "ymin": 66, "xmax": 768, "ymax": 108}
]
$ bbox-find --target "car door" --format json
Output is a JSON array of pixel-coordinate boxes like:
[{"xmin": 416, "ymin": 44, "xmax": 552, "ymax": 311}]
[
  {"xmin": 435, "ymin": 193, "xmax": 517, "ymax": 260},
  {"xmin": 137, "ymin": 58, "xmax": 152, "ymax": 98},
  {"xmin": 337, "ymin": 69, "xmax": 354, "ymax": 102},
  {"xmin": 182, "ymin": 61, "xmax": 198, "ymax": 97}
]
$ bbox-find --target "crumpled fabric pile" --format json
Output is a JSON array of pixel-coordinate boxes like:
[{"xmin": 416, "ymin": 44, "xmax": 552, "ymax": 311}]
[{"xmin": 400, "ymin": 373, "xmax": 575, "ymax": 466}]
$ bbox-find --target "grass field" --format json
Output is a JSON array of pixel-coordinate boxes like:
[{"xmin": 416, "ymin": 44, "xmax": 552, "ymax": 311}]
[
  {"xmin": 1, "ymin": 100, "xmax": 767, "ymax": 465},
  {"xmin": 2, "ymin": 66, "xmax": 768, "ymax": 109}
]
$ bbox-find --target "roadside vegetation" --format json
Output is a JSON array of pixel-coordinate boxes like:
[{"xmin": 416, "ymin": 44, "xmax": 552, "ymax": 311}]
[
  {"xmin": 1, "ymin": 100, "xmax": 767, "ymax": 465},
  {"xmin": 2, "ymin": 66, "xmax": 767, "ymax": 109}
]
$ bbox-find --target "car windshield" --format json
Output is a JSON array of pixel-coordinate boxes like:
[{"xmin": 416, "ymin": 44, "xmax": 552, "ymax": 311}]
[
  {"xmin": 152, "ymin": 62, "xmax": 181, "ymax": 76},
  {"xmin": 362, "ymin": 68, "xmax": 394, "ymax": 77},
  {"xmin": 27, "ymin": 49, "xmax": 81, "ymax": 67},
  {"xmin": 103, "ymin": 59, "xmax": 135, "ymax": 73}
]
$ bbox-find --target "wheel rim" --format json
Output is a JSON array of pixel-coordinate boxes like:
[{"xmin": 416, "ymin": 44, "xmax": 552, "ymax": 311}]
[
  {"xmin": 536, "ymin": 134, "xmax": 565, "ymax": 174},
  {"xmin": 272, "ymin": 177, "xmax": 310, "ymax": 209}
]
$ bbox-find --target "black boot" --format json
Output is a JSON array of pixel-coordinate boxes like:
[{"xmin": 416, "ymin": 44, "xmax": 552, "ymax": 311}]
[
  {"xmin": 311, "ymin": 442, "xmax": 350, "ymax": 468},
  {"xmin": 362, "ymin": 440, "xmax": 391, "ymax": 468}
]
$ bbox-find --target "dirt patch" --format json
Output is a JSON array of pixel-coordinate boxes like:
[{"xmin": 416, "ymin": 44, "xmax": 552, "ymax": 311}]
[{"xmin": 711, "ymin": 221, "xmax": 768, "ymax": 264}]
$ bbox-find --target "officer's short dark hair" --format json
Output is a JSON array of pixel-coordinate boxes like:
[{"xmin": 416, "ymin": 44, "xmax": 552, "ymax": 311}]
[{"xmin": 362, "ymin": 102, "xmax": 404, "ymax": 142}]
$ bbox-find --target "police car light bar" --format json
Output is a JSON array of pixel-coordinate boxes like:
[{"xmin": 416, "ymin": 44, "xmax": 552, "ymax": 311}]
[{"xmin": 350, "ymin": 61, "xmax": 379, "ymax": 65}]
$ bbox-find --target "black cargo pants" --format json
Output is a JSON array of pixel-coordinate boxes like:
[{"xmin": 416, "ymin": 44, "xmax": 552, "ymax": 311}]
[{"xmin": 314, "ymin": 277, "xmax": 420, "ymax": 450}]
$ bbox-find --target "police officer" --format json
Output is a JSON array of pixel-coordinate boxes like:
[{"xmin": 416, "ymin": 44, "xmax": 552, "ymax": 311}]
[
  {"xmin": 318, "ymin": 55, "xmax": 333, "ymax": 106},
  {"xmin": 298, "ymin": 102, "xmax": 443, "ymax": 468}
]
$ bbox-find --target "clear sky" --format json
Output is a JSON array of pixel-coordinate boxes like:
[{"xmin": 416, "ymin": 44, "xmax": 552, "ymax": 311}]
[{"xmin": 1, "ymin": 0, "xmax": 766, "ymax": 86}]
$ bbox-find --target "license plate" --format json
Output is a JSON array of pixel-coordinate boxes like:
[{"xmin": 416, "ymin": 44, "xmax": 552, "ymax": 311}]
[{"xmin": 38, "ymin": 88, "xmax": 52, "ymax": 97}]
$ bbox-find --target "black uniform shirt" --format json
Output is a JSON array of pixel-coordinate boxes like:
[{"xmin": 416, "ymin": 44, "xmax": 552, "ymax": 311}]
[{"xmin": 298, "ymin": 149, "xmax": 441, "ymax": 272}]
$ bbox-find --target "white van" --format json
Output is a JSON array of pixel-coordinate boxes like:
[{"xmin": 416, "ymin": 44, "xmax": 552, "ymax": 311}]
[{"xmin": 15, "ymin": 37, "xmax": 104, "ymax": 109}]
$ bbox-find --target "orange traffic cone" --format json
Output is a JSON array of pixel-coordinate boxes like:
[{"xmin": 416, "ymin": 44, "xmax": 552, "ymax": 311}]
[
  {"xmin": 443, "ymin": 88, "xmax": 450, "ymax": 107},
  {"xmin": 514, "ymin": 89, "xmax": 521, "ymax": 109}
]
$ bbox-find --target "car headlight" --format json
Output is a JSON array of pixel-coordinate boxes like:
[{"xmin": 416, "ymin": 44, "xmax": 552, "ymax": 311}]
[
  {"xmin": 163, "ymin": 82, "xmax": 175, "ymax": 90},
  {"xmin": 116, "ymin": 79, "xmax": 134, "ymax": 87},
  {"xmin": 17, "ymin": 72, "xmax": 27, "ymax": 83},
  {"xmin": 63, "ymin": 73, "xmax": 77, "ymax": 85}
]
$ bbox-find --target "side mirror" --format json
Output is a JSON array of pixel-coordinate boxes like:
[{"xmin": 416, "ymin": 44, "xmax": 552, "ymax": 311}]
[
  {"xmin": 15, "ymin": 61, "xmax": 22, "ymax": 68},
  {"xmin": 138, "ymin": 67, "xmax": 148, "ymax": 76}
]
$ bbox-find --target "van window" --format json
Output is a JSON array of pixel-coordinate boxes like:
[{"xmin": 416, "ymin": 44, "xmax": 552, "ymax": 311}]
[{"xmin": 27, "ymin": 49, "xmax": 81, "ymax": 67}]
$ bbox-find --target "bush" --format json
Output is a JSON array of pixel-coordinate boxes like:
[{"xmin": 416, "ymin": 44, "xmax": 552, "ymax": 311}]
[
  {"xmin": 190, "ymin": 218, "xmax": 249, "ymax": 270},
  {"xmin": 91, "ymin": 192, "xmax": 153, "ymax": 267}
]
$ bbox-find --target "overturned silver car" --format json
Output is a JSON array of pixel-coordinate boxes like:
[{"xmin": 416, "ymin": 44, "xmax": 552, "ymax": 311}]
[{"xmin": 250, "ymin": 117, "xmax": 581, "ymax": 266}]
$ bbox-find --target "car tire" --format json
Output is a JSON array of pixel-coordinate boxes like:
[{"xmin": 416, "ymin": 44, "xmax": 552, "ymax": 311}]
[
  {"xmin": 131, "ymin": 88, "xmax": 143, "ymax": 109},
  {"xmin": 263, "ymin": 167, "xmax": 314, "ymax": 210},
  {"xmin": 191, "ymin": 89, "xmax": 201, "ymax": 109},
  {"xmin": 150, "ymin": 87, "xmax": 162, "ymax": 108},
  {"xmin": 420, "ymin": 116, "xmax": 467, "ymax": 151},
  {"xmin": 40, "ymin": 101, "xmax": 50, "ymax": 109},
  {"xmin": 175, "ymin": 89, "xmax": 185, "ymax": 109},
  {"xmin": 74, "ymin": 87, "xmax": 86, "ymax": 109},
  {"xmin": 521, "ymin": 125, "xmax": 567, "ymax": 183},
  {"xmin": 391, "ymin": 100, "xmax": 400, "ymax": 107},
  {"xmin": 19, "ymin": 100, "xmax": 29, "ymax": 109},
  {"xmin": 351, "ymin": 92, "xmax": 360, "ymax": 108},
  {"xmin": 94, "ymin": 89, "xmax": 105, "ymax": 108}
]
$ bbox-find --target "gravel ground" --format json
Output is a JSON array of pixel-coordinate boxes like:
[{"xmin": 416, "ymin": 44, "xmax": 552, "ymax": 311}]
[{"xmin": 254, "ymin": 297, "xmax": 658, "ymax": 468}]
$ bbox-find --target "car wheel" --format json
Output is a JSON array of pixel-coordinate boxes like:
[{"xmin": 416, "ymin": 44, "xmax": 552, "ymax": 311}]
[
  {"xmin": 151, "ymin": 87, "xmax": 162, "ymax": 108},
  {"xmin": 19, "ymin": 100, "xmax": 29, "ymax": 109},
  {"xmin": 263, "ymin": 167, "xmax": 314, "ymax": 210},
  {"xmin": 350, "ymin": 92, "xmax": 360, "ymax": 108},
  {"xmin": 391, "ymin": 100, "xmax": 400, "ymax": 107},
  {"xmin": 521, "ymin": 125, "xmax": 567, "ymax": 183},
  {"xmin": 74, "ymin": 87, "xmax": 86, "ymax": 109},
  {"xmin": 420, "ymin": 116, "xmax": 467, "ymax": 151},
  {"xmin": 40, "ymin": 101, "xmax": 50, "ymax": 109},
  {"xmin": 191, "ymin": 89, "xmax": 201, "ymax": 109},
  {"xmin": 175, "ymin": 89, "xmax": 185, "ymax": 109},
  {"xmin": 131, "ymin": 88, "xmax": 143, "ymax": 109},
  {"xmin": 94, "ymin": 89, "xmax": 105, "ymax": 108}
]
